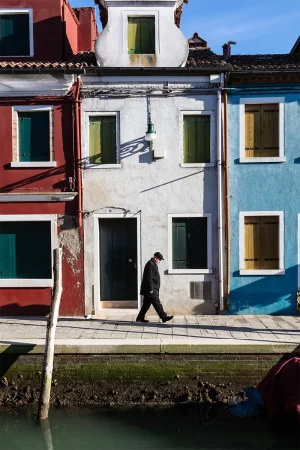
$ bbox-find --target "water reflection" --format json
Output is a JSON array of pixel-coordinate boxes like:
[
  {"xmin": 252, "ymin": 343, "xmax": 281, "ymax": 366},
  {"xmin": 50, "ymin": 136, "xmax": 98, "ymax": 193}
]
[{"xmin": 0, "ymin": 405, "xmax": 298, "ymax": 450}]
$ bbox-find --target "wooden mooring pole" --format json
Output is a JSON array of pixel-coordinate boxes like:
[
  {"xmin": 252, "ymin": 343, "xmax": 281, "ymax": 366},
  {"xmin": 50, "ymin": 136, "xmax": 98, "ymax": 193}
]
[{"xmin": 38, "ymin": 248, "xmax": 63, "ymax": 421}]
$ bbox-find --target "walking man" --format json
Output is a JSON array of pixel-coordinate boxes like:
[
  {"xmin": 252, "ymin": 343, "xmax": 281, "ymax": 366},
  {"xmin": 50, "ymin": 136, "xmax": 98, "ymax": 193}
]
[{"xmin": 136, "ymin": 252, "xmax": 173, "ymax": 323}]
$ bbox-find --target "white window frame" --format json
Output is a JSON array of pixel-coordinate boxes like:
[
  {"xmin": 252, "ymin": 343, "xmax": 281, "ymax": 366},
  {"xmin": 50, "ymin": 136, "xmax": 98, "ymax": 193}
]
[
  {"xmin": 11, "ymin": 105, "xmax": 56, "ymax": 168},
  {"xmin": 168, "ymin": 213, "xmax": 212, "ymax": 274},
  {"xmin": 123, "ymin": 10, "xmax": 159, "ymax": 55},
  {"xmin": 239, "ymin": 97, "xmax": 285, "ymax": 163},
  {"xmin": 0, "ymin": 214, "xmax": 57, "ymax": 287},
  {"xmin": 180, "ymin": 111, "xmax": 215, "ymax": 168},
  {"xmin": 0, "ymin": 8, "xmax": 34, "ymax": 57},
  {"xmin": 84, "ymin": 112, "xmax": 121, "ymax": 169},
  {"xmin": 239, "ymin": 211, "xmax": 285, "ymax": 276},
  {"xmin": 93, "ymin": 213, "xmax": 141, "ymax": 311}
]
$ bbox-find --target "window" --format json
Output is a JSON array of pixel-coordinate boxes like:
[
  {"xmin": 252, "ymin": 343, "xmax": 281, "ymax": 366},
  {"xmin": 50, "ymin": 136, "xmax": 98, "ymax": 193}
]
[
  {"xmin": 240, "ymin": 98, "xmax": 284, "ymax": 163},
  {"xmin": 128, "ymin": 17, "xmax": 155, "ymax": 54},
  {"xmin": 168, "ymin": 214, "xmax": 212, "ymax": 274},
  {"xmin": 11, "ymin": 106, "xmax": 55, "ymax": 168},
  {"xmin": 240, "ymin": 212, "xmax": 284, "ymax": 275},
  {"xmin": 0, "ymin": 9, "xmax": 33, "ymax": 56},
  {"xmin": 89, "ymin": 115, "xmax": 117, "ymax": 165},
  {"xmin": 18, "ymin": 111, "xmax": 50, "ymax": 162},
  {"xmin": 245, "ymin": 104, "xmax": 279, "ymax": 157},
  {"xmin": 183, "ymin": 115, "xmax": 211, "ymax": 164},
  {"xmin": 0, "ymin": 220, "xmax": 52, "ymax": 284}
]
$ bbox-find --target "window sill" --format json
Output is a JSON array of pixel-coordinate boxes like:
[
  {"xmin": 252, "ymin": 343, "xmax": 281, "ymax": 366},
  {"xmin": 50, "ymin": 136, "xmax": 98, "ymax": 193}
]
[
  {"xmin": 239, "ymin": 157, "xmax": 286, "ymax": 163},
  {"xmin": 10, "ymin": 162, "xmax": 57, "ymax": 168},
  {"xmin": 0, "ymin": 279, "xmax": 53, "ymax": 288},
  {"xmin": 239, "ymin": 269, "xmax": 285, "ymax": 276},
  {"xmin": 168, "ymin": 269, "xmax": 212, "ymax": 275},
  {"xmin": 181, "ymin": 163, "xmax": 214, "ymax": 168},
  {"xmin": 84, "ymin": 164, "xmax": 121, "ymax": 169}
]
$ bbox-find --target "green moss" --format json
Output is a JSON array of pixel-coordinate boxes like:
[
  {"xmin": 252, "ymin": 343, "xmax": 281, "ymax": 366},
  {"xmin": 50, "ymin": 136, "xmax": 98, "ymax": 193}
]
[{"xmin": 1, "ymin": 360, "xmax": 276, "ymax": 383}]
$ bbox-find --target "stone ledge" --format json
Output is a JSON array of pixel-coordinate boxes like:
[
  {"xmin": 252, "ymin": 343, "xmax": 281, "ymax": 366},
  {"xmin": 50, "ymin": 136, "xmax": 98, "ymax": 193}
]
[{"xmin": 0, "ymin": 340, "xmax": 299, "ymax": 355}]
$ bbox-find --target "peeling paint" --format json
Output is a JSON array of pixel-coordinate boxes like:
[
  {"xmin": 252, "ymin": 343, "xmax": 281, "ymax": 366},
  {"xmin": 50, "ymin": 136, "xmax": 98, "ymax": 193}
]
[
  {"xmin": 58, "ymin": 216, "xmax": 81, "ymax": 260},
  {"xmin": 129, "ymin": 54, "xmax": 157, "ymax": 67},
  {"xmin": 58, "ymin": 216, "xmax": 82, "ymax": 275}
]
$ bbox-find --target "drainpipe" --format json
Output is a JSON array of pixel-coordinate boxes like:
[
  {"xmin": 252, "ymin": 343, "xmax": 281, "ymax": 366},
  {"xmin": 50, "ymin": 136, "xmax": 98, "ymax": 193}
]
[
  {"xmin": 217, "ymin": 85, "xmax": 224, "ymax": 314},
  {"xmin": 224, "ymin": 81, "xmax": 230, "ymax": 310},
  {"xmin": 74, "ymin": 75, "xmax": 83, "ymax": 229},
  {"xmin": 62, "ymin": 0, "xmax": 66, "ymax": 61}
]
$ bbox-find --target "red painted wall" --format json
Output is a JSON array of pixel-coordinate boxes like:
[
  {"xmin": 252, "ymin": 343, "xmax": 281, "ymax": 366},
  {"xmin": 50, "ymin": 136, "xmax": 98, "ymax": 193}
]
[
  {"xmin": 63, "ymin": 0, "xmax": 79, "ymax": 58},
  {"xmin": 75, "ymin": 8, "xmax": 98, "ymax": 52},
  {"xmin": 0, "ymin": 97, "xmax": 84, "ymax": 317},
  {"xmin": 0, "ymin": 102, "xmax": 75, "ymax": 196},
  {"xmin": 0, "ymin": 0, "xmax": 97, "ymax": 62},
  {"xmin": 0, "ymin": 219, "xmax": 84, "ymax": 317}
]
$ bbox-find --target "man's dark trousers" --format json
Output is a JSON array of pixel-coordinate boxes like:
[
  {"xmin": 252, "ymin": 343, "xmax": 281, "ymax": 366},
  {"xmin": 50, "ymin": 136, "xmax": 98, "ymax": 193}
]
[{"xmin": 137, "ymin": 293, "xmax": 167, "ymax": 321}]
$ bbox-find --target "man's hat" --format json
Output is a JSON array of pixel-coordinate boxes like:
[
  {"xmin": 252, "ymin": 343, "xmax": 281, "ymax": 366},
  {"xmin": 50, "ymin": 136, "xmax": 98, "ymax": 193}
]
[{"xmin": 154, "ymin": 252, "xmax": 164, "ymax": 261}]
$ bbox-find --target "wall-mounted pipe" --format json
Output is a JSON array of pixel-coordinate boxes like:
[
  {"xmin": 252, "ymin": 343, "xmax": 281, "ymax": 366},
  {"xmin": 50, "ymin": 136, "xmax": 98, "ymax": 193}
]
[
  {"xmin": 224, "ymin": 82, "xmax": 230, "ymax": 310},
  {"xmin": 217, "ymin": 87, "xmax": 224, "ymax": 313},
  {"xmin": 74, "ymin": 75, "xmax": 83, "ymax": 230}
]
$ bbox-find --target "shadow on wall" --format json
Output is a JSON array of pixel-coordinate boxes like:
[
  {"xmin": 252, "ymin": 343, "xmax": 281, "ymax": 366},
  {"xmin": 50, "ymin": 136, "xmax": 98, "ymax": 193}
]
[
  {"xmin": 0, "ymin": 304, "xmax": 50, "ymax": 317},
  {"xmin": 0, "ymin": 344, "xmax": 36, "ymax": 378},
  {"xmin": 229, "ymin": 265, "xmax": 298, "ymax": 315},
  {"xmin": 120, "ymin": 136, "xmax": 150, "ymax": 162},
  {"xmin": 34, "ymin": 17, "xmax": 75, "ymax": 60}
]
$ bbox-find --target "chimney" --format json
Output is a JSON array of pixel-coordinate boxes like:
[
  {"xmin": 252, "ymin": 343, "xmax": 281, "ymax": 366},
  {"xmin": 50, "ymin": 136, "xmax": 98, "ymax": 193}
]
[
  {"xmin": 74, "ymin": 8, "xmax": 98, "ymax": 52},
  {"xmin": 222, "ymin": 41, "xmax": 236, "ymax": 59}
]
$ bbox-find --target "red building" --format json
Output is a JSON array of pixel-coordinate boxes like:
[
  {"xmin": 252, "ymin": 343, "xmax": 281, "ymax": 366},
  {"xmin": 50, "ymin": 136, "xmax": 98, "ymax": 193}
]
[{"xmin": 0, "ymin": 0, "xmax": 97, "ymax": 316}]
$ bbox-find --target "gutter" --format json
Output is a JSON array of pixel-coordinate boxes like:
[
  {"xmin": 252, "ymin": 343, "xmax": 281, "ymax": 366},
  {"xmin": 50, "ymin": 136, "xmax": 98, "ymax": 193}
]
[
  {"xmin": 224, "ymin": 80, "xmax": 230, "ymax": 310},
  {"xmin": 217, "ymin": 84, "xmax": 224, "ymax": 314},
  {"xmin": 74, "ymin": 76, "xmax": 83, "ymax": 230},
  {"xmin": 229, "ymin": 69, "xmax": 300, "ymax": 77},
  {"xmin": 0, "ymin": 66, "xmax": 232, "ymax": 76}
]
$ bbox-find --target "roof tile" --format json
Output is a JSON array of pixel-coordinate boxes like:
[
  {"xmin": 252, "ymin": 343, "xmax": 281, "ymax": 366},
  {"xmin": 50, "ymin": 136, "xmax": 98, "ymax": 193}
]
[{"xmin": 1, "ymin": 51, "xmax": 300, "ymax": 72}]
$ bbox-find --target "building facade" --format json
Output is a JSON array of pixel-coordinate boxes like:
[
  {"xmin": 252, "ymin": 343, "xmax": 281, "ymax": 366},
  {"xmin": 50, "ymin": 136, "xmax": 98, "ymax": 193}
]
[
  {"xmin": 0, "ymin": 0, "xmax": 97, "ymax": 315},
  {"xmin": 81, "ymin": 0, "xmax": 229, "ymax": 316},
  {"xmin": 227, "ymin": 55, "xmax": 300, "ymax": 315}
]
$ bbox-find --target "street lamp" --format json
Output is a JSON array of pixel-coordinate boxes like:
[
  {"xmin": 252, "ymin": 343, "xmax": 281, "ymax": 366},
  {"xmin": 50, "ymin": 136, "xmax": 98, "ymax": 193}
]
[{"xmin": 145, "ymin": 122, "xmax": 157, "ymax": 141}]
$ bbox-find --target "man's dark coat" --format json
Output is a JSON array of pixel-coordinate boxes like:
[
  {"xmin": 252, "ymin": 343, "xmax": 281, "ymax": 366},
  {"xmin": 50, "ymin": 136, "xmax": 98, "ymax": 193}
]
[{"xmin": 140, "ymin": 258, "xmax": 160, "ymax": 295}]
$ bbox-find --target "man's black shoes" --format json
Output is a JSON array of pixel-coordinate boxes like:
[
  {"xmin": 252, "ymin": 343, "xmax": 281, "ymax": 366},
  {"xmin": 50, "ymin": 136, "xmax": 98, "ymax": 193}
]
[
  {"xmin": 162, "ymin": 315, "xmax": 174, "ymax": 323},
  {"xmin": 136, "ymin": 318, "xmax": 149, "ymax": 323}
]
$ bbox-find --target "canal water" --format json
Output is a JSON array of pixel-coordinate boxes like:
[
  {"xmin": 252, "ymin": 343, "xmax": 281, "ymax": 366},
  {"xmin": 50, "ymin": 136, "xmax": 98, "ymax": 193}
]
[{"xmin": 0, "ymin": 405, "xmax": 298, "ymax": 450}]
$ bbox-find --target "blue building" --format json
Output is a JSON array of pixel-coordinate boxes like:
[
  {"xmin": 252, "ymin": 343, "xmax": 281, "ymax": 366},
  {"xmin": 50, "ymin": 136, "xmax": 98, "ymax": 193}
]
[{"xmin": 227, "ymin": 54, "xmax": 300, "ymax": 315}]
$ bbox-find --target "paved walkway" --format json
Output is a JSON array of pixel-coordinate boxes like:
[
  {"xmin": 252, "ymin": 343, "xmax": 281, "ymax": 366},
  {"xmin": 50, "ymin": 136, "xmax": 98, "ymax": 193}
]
[{"xmin": 0, "ymin": 315, "xmax": 299, "ymax": 354}]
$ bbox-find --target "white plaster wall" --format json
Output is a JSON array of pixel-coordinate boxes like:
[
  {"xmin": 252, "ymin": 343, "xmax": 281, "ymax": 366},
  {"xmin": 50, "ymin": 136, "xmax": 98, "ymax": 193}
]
[
  {"xmin": 82, "ymin": 79, "xmax": 219, "ymax": 315},
  {"xmin": 95, "ymin": 0, "xmax": 188, "ymax": 67},
  {"xmin": 0, "ymin": 74, "xmax": 74, "ymax": 96}
]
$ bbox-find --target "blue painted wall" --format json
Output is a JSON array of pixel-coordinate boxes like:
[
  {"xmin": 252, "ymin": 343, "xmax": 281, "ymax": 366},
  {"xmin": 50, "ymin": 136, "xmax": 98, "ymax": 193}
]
[{"xmin": 228, "ymin": 85, "xmax": 300, "ymax": 315}]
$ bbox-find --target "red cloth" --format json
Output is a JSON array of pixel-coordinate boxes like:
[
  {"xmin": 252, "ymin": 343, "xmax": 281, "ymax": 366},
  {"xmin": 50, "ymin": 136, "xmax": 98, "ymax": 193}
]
[{"xmin": 258, "ymin": 357, "xmax": 300, "ymax": 417}]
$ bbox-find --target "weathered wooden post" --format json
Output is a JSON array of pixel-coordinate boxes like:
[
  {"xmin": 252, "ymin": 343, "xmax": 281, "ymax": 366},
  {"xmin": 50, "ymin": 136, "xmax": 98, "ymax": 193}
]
[
  {"xmin": 38, "ymin": 248, "xmax": 63, "ymax": 421},
  {"xmin": 40, "ymin": 420, "xmax": 54, "ymax": 450}
]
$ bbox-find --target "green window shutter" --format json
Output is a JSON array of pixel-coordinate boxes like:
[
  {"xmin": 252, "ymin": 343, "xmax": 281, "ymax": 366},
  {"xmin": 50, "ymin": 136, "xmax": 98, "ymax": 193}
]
[
  {"xmin": 183, "ymin": 115, "xmax": 210, "ymax": 163},
  {"xmin": 89, "ymin": 116, "xmax": 117, "ymax": 165},
  {"xmin": 18, "ymin": 112, "xmax": 50, "ymax": 162},
  {"xmin": 89, "ymin": 117, "xmax": 102, "ymax": 164},
  {"xmin": 128, "ymin": 17, "xmax": 155, "ymax": 54},
  {"xmin": 172, "ymin": 220, "xmax": 187, "ymax": 269},
  {"xmin": 0, "ymin": 224, "xmax": 17, "ymax": 278},
  {"xmin": 0, "ymin": 14, "xmax": 30, "ymax": 56},
  {"xmin": 0, "ymin": 222, "xmax": 51, "ymax": 279}
]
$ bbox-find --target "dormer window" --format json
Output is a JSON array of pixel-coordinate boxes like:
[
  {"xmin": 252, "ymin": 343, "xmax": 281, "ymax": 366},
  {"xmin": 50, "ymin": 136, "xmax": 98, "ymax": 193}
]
[
  {"xmin": 0, "ymin": 9, "xmax": 33, "ymax": 57},
  {"xmin": 128, "ymin": 17, "xmax": 155, "ymax": 54}
]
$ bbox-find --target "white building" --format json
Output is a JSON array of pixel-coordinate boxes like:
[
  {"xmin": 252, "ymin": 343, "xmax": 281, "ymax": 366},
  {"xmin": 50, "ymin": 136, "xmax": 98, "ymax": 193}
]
[{"xmin": 82, "ymin": 0, "xmax": 227, "ymax": 316}]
